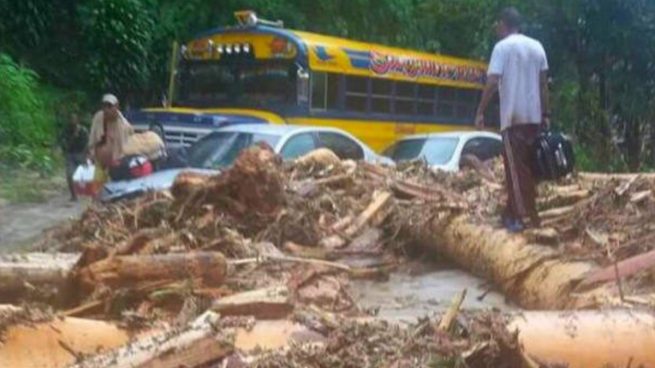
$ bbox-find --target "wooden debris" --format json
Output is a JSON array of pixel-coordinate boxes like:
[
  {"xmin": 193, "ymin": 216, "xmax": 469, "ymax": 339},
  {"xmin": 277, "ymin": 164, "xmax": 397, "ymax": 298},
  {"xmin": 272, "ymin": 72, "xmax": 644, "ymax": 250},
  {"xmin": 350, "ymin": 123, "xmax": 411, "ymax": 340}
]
[
  {"xmin": 295, "ymin": 148, "xmax": 340, "ymax": 167},
  {"xmin": 318, "ymin": 235, "xmax": 346, "ymax": 249},
  {"xmin": 437, "ymin": 289, "xmax": 467, "ymax": 333},
  {"xmin": 212, "ymin": 285, "xmax": 292, "ymax": 319},
  {"xmin": 229, "ymin": 254, "xmax": 351, "ymax": 272},
  {"xmin": 71, "ymin": 311, "xmax": 232, "ymax": 368},
  {"xmin": 614, "ymin": 175, "xmax": 639, "ymax": 196},
  {"xmin": 330, "ymin": 216, "xmax": 353, "ymax": 233},
  {"xmin": 538, "ymin": 189, "xmax": 590, "ymax": 209},
  {"xmin": 524, "ymin": 227, "xmax": 559, "ymax": 246},
  {"xmin": 0, "ymin": 253, "xmax": 79, "ymax": 297},
  {"xmin": 346, "ymin": 227, "xmax": 382, "ymax": 252},
  {"xmin": 630, "ymin": 190, "xmax": 652, "ymax": 203},
  {"xmin": 344, "ymin": 191, "xmax": 392, "ymax": 238},
  {"xmin": 0, "ymin": 317, "xmax": 128, "ymax": 368},
  {"xmin": 509, "ymin": 310, "xmax": 655, "ymax": 368},
  {"xmin": 539, "ymin": 205, "xmax": 576, "ymax": 220},
  {"xmin": 578, "ymin": 249, "xmax": 655, "ymax": 288},
  {"xmin": 578, "ymin": 172, "xmax": 655, "ymax": 181},
  {"xmin": 78, "ymin": 251, "xmax": 227, "ymax": 290},
  {"xmin": 283, "ymin": 241, "xmax": 329, "ymax": 260}
]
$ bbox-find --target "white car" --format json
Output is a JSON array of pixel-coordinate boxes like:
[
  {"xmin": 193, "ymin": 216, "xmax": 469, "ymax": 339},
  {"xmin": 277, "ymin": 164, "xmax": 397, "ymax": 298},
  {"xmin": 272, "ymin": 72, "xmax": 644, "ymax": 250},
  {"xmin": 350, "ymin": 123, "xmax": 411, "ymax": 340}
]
[
  {"xmin": 383, "ymin": 131, "xmax": 503, "ymax": 172},
  {"xmin": 101, "ymin": 124, "xmax": 392, "ymax": 201}
]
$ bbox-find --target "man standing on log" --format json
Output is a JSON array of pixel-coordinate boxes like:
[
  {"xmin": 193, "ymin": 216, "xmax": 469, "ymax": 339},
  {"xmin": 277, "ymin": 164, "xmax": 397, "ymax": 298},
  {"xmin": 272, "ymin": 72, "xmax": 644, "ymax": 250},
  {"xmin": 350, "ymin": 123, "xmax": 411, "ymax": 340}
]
[{"xmin": 475, "ymin": 7, "xmax": 550, "ymax": 232}]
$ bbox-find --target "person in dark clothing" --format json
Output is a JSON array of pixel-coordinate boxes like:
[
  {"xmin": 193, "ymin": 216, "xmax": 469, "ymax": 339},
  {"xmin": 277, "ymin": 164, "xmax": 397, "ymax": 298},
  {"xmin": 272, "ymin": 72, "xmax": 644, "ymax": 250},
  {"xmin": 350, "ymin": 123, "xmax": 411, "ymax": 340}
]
[{"xmin": 60, "ymin": 112, "xmax": 89, "ymax": 201}]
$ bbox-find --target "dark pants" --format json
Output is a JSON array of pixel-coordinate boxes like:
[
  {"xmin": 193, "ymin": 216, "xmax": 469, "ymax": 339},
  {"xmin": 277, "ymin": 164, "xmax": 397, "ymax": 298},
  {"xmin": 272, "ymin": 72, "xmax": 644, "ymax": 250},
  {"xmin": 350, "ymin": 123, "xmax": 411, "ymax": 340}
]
[
  {"xmin": 501, "ymin": 124, "xmax": 540, "ymax": 224},
  {"xmin": 65, "ymin": 153, "xmax": 86, "ymax": 199}
]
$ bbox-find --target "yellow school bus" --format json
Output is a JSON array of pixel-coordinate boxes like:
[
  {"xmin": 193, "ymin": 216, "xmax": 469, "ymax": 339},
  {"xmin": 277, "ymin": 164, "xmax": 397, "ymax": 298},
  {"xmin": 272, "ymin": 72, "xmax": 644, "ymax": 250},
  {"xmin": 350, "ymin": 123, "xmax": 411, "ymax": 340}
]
[{"xmin": 129, "ymin": 11, "xmax": 495, "ymax": 151}]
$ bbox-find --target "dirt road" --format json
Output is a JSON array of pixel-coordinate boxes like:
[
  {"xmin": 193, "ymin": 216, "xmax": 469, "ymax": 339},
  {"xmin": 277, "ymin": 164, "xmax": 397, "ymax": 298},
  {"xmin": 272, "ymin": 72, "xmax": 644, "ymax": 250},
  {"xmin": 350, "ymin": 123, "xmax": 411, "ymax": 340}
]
[{"xmin": 0, "ymin": 193, "xmax": 87, "ymax": 252}]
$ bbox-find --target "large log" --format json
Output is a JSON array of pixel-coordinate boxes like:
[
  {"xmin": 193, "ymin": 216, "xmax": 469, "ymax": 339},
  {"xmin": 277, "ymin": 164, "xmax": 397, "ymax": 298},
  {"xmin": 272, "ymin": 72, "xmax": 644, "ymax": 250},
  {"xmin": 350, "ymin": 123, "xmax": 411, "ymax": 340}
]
[
  {"xmin": 78, "ymin": 251, "xmax": 227, "ymax": 290},
  {"xmin": 72, "ymin": 311, "xmax": 232, "ymax": 368},
  {"xmin": 409, "ymin": 214, "xmax": 602, "ymax": 309},
  {"xmin": 510, "ymin": 310, "xmax": 655, "ymax": 368},
  {"xmin": 0, "ymin": 253, "xmax": 79, "ymax": 298},
  {"xmin": 0, "ymin": 316, "xmax": 128, "ymax": 368}
]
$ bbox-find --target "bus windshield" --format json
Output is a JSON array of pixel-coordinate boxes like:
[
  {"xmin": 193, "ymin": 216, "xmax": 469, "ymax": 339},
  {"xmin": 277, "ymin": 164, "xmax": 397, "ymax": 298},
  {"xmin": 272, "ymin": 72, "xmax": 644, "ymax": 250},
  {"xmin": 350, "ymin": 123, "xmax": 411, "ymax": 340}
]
[{"xmin": 176, "ymin": 60, "xmax": 297, "ymax": 109}]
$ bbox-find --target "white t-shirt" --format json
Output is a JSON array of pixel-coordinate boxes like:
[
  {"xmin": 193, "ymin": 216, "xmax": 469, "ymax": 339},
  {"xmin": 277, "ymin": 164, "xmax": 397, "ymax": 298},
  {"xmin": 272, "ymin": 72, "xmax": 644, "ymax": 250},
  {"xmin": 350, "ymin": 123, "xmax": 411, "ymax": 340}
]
[{"xmin": 488, "ymin": 34, "xmax": 548, "ymax": 130}]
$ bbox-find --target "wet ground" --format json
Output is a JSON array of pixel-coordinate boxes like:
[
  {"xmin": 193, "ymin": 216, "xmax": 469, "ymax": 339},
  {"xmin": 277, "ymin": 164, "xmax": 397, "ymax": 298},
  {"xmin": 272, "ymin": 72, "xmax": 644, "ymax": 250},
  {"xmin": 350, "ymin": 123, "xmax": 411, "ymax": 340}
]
[
  {"xmin": 0, "ymin": 193, "xmax": 87, "ymax": 252},
  {"xmin": 352, "ymin": 263, "xmax": 514, "ymax": 323}
]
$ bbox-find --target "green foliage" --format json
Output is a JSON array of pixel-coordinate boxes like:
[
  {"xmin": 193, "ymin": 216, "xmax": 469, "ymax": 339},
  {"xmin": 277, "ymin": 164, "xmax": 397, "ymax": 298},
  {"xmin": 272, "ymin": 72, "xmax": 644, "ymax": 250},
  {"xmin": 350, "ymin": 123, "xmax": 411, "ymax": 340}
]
[
  {"xmin": 78, "ymin": 0, "xmax": 156, "ymax": 94},
  {"xmin": 0, "ymin": 53, "xmax": 57, "ymax": 172},
  {"xmin": 0, "ymin": 0, "xmax": 654, "ymax": 172}
]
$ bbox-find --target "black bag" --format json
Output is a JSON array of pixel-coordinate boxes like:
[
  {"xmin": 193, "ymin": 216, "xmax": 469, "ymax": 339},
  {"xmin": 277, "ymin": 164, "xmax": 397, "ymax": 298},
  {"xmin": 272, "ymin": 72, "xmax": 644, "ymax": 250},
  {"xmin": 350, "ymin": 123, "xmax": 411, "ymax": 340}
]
[{"xmin": 533, "ymin": 130, "xmax": 575, "ymax": 181}]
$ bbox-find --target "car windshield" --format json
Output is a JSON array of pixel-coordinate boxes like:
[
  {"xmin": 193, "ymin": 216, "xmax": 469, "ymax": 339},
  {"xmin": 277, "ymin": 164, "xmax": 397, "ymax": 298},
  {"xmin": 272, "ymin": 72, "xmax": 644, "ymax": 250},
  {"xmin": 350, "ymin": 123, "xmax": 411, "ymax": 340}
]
[
  {"xmin": 187, "ymin": 132, "xmax": 280, "ymax": 169},
  {"xmin": 386, "ymin": 137, "xmax": 459, "ymax": 165},
  {"xmin": 423, "ymin": 137, "xmax": 460, "ymax": 165}
]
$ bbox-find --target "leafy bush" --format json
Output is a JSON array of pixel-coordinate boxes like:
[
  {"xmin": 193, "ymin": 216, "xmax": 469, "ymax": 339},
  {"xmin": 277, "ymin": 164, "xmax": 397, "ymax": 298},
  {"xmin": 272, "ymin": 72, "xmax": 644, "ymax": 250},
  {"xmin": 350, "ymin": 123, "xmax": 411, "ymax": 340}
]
[{"xmin": 0, "ymin": 53, "xmax": 57, "ymax": 172}]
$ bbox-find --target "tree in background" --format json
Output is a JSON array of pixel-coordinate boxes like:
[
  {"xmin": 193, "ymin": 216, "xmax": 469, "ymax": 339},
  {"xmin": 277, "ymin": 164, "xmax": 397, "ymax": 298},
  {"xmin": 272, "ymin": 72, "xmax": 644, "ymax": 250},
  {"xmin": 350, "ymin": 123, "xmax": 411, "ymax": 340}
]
[
  {"xmin": 0, "ymin": 0, "xmax": 654, "ymax": 171},
  {"xmin": 77, "ymin": 0, "xmax": 156, "ymax": 104}
]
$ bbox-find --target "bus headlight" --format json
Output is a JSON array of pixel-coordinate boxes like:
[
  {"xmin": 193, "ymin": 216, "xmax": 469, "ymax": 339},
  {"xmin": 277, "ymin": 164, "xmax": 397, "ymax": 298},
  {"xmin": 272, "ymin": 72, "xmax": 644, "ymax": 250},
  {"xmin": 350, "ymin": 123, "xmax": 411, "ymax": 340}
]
[
  {"xmin": 225, "ymin": 45, "xmax": 233, "ymax": 54},
  {"xmin": 217, "ymin": 45, "xmax": 224, "ymax": 54},
  {"xmin": 243, "ymin": 43, "xmax": 251, "ymax": 53},
  {"xmin": 234, "ymin": 44, "xmax": 241, "ymax": 53}
]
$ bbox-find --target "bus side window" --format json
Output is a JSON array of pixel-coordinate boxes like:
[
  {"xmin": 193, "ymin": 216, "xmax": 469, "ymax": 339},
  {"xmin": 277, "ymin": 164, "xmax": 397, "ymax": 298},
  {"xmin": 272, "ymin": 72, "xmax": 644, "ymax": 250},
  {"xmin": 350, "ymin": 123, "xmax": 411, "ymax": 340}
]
[
  {"xmin": 345, "ymin": 76, "xmax": 368, "ymax": 112},
  {"xmin": 311, "ymin": 72, "xmax": 341, "ymax": 111},
  {"xmin": 417, "ymin": 85, "xmax": 435, "ymax": 116},
  {"xmin": 456, "ymin": 89, "xmax": 478, "ymax": 121},
  {"xmin": 326, "ymin": 74, "xmax": 340, "ymax": 109},
  {"xmin": 311, "ymin": 72, "xmax": 327, "ymax": 110},
  {"xmin": 436, "ymin": 87, "xmax": 457, "ymax": 120},
  {"xmin": 395, "ymin": 82, "xmax": 416, "ymax": 116},
  {"xmin": 280, "ymin": 133, "xmax": 317, "ymax": 159},
  {"xmin": 371, "ymin": 78, "xmax": 391, "ymax": 113}
]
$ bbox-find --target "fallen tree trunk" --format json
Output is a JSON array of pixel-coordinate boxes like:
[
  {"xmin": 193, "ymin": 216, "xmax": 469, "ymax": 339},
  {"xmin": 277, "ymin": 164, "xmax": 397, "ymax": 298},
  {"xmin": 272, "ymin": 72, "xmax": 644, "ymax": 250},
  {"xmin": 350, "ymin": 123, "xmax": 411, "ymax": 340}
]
[
  {"xmin": 407, "ymin": 214, "xmax": 605, "ymax": 309},
  {"xmin": 510, "ymin": 309, "xmax": 655, "ymax": 368},
  {"xmin": 72, "ymin": 311, "xmax": 232, "ymax": 368},
  {"xmin": 0, "ymin": 253, "xmax": 79, "ymax": 300},
  {"xmin": 78, "ymin": 252, "xmax": 227, "ymax": 290}
]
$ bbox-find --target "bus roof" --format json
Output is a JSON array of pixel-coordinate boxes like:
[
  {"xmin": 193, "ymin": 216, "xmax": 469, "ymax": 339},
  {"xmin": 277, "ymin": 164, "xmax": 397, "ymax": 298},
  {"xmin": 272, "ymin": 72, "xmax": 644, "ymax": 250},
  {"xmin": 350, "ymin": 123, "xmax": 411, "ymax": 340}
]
[{"xmin": 189, "ymin": 25, "xmax": 488, "ymax": 89}]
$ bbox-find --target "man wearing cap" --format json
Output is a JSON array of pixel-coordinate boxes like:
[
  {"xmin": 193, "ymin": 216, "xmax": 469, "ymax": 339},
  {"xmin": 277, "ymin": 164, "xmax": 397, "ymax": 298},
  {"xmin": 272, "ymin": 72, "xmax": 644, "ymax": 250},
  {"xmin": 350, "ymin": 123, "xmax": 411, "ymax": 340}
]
[{"xmin": 88, "ymin": 94, "xmax": 134, "ymax": 170}]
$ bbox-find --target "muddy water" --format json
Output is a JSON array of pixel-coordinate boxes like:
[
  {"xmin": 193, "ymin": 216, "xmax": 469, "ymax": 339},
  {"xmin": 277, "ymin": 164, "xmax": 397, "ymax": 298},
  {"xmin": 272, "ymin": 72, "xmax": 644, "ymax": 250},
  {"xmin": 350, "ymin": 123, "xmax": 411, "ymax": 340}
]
[{"xmin": 352, "ymin": 262, "xmax": 514, "ymax": 323}]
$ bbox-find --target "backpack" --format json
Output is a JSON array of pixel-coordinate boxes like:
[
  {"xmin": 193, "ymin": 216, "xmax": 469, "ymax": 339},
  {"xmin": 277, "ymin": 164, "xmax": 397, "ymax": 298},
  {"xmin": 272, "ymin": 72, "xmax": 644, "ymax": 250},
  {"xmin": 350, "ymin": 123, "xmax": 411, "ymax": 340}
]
[
  {"xmin": 108, "ymin": 155, "xmax": 153, "ymax": 181},
  {"xmin": 533, "ymin": 130, "xmax": 575, "ymax": 181}
]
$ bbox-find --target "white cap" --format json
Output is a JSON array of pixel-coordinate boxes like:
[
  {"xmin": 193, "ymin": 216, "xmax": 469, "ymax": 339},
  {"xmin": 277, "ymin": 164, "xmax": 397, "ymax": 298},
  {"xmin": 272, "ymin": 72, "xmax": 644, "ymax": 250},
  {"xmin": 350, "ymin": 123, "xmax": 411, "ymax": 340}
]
[{"xmin": 102, "ymin": 94, "xmax": 119, "ymax": 106}]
